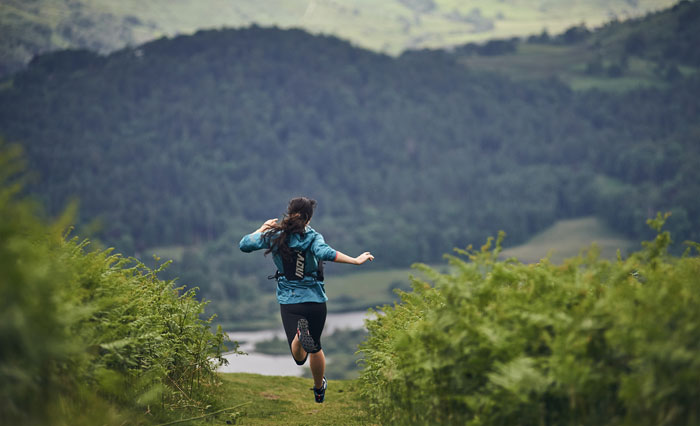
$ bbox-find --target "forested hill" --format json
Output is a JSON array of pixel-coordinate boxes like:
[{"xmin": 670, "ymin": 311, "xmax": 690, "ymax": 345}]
[{"xmin": 0, "ymin": 14, "xmax": 699, "ymax": 271}]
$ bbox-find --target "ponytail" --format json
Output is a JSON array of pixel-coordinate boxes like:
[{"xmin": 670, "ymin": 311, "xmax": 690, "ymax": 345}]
[{"xmin": 264, "ymin": 197, "xmax": 317, "ymax": 256}]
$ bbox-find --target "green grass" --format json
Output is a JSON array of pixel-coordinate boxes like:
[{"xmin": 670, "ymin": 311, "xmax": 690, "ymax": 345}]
[
  {"xmin": 181, "ymin": 373, "xmax": 372, "ymax": 425},
  {"xmin": 500, "ymin": 216, "xmax": 634, "ymax": 264}
]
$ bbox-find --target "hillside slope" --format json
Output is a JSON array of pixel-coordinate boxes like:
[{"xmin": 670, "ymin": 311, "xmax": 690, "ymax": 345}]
[{"xmin": 0, "ymin": 0, "xmax": 678, "ymax": 76}]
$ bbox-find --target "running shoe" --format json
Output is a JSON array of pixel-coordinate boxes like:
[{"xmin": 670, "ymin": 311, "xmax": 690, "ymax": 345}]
[
  {"xmin": 296, "ymin": 318, "xmax": 318, "ymax": 353},
  {"xmin": 311, "ymin": 376, "xmax": 327, "ymax": 403}
]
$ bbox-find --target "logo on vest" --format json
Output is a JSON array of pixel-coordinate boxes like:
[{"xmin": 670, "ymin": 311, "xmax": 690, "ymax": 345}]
[{"xmin": 295, "ymin": 252, "xmax": 305, "ymax": 279}]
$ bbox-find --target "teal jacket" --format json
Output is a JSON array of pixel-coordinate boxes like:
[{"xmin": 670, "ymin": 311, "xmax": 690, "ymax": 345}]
[{"xmin": 239, "ymin": 227, "xmax": 338, "ymax": 304}]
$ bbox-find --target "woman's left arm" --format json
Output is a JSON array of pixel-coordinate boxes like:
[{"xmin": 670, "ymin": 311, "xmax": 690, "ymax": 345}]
[
  {"xmin": 333, "ymin": 251, "xmax": 374, "ymax": 265},
  {"xmin": 311, "ymin": 231, "xmax": 374, "ymax": 265}
]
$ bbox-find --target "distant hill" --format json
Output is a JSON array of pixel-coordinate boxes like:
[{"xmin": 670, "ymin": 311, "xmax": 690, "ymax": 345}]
[
  {"xmin": 450, "ymin": 0, "xmax": 700, "ymax": 90},
  {"xmin": 0, "ymin": 0, "xmax": 679, "ymax": 77}
]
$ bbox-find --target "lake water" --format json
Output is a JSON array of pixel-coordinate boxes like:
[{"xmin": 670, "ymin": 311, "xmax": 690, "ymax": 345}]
[{"xmin": 217, "ymin": 310, "xmax": 375, "ymax": 376}]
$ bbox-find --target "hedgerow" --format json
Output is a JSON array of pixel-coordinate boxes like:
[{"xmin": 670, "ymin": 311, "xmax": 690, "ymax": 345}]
[
  {"xmin": 359, "ymin": 215, "xmax": 700, "ymax": 425},
  {"xmin": 0, "ymin": 144, "xmax": 234, "ymax": 425}
]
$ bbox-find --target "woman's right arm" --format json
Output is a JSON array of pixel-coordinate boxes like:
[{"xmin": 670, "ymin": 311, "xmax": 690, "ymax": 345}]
[
  {"xmin": 255, "ymin": 218, "xmax": 278, "ymax": 234},
  {"xmin": 239, "ymin": 219, "xmax": 277, "ymax": 252}
]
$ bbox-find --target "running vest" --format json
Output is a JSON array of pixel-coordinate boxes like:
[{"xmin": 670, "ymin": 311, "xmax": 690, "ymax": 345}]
[{"xmin": 270, "ymin": 247, "xmax": 325, "ymax": 281}]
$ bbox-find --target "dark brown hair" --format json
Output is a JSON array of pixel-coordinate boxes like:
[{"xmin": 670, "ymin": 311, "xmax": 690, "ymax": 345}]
[{"xmin": 264, "ymin": 197, "xmax": 317, "ymax": 256}]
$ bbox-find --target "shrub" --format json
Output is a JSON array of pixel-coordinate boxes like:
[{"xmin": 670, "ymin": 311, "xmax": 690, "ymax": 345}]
[
  {"xmin": 359, "ymin": 216, "xmax": 700, "ymax": 425},
  {"xmin": 0, "ymin": 144, "xmax": 234, "ymax": 425}
]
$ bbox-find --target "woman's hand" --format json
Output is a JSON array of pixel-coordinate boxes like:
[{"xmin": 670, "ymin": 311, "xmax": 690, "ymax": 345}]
[
  {"xmin": 255, "ymin": 218, "xmax": 278, "ymax": 233},
  {"xmin": 354, "ymin": 252, "xmax": 374, "ymax": 265},
  {"xmin": 333, "ymin": 250, "xmax": 375, "ymax": 265}
]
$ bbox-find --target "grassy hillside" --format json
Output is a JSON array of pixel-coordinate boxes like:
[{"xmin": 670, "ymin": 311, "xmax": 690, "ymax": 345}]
[
  {"xmin": 500, "ymin": 216, "xmax": 634, "ymax": 263},
  {"xmin": 0, "ymin": 0, "xmax": 677, "ymax": 76}
]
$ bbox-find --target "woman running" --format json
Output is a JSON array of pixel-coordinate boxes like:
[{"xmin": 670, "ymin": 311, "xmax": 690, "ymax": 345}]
[{"xmin": 239, "ymin": 196, "xmax": 374, "ymax": 403}]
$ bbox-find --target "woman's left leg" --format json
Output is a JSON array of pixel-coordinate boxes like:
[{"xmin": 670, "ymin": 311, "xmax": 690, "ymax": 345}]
[
  {"xmin": 309, "ymin": 349, "xmax": 325, "ymax": 389},
  {"xmin": 288, "ymin": 333, "xmax": 325, "ymax": 388},
  {"xmin": 280, "ymin": 302, "xmax": 327, "ymax": 366},
  {"xmin": 290, "ymin": 334, "xmax": 307, "ymax": 363}
]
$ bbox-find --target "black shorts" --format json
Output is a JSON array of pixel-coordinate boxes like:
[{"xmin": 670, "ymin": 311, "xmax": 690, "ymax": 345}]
[{"xmin": 280, "ymin": 302, "xmax": 327, "ymax": 364}]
